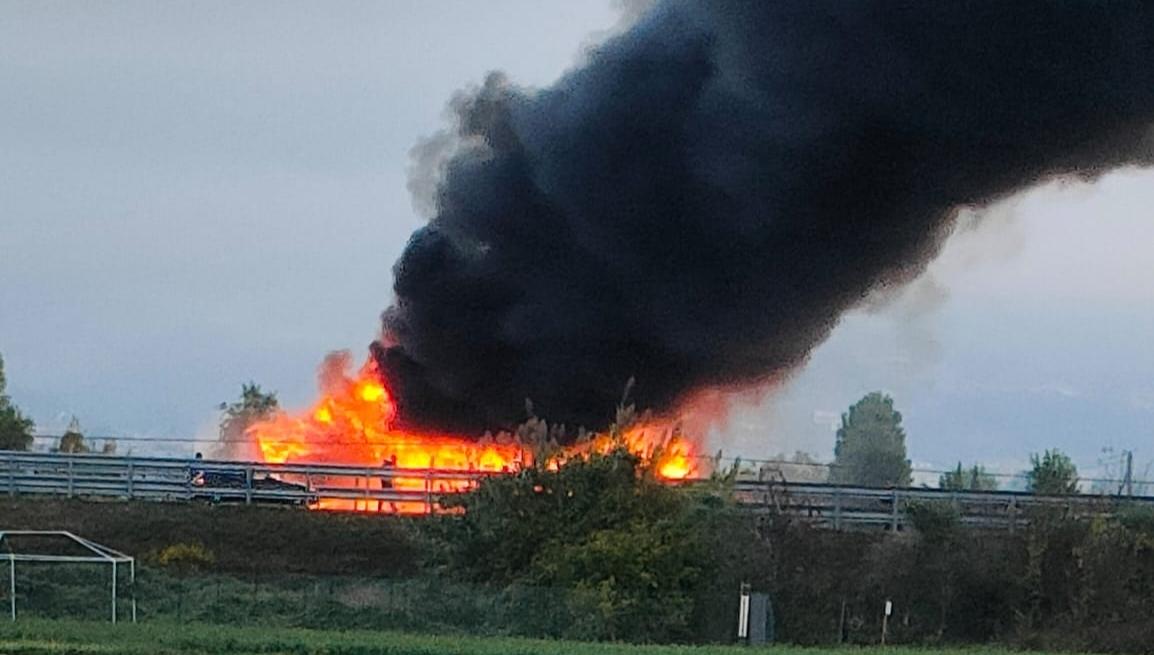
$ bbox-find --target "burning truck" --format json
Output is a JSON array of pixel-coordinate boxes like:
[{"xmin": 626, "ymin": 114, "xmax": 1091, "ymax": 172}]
[{"xmin": 244, "ymin": 352, "xmax": 697, "ymax": 513}]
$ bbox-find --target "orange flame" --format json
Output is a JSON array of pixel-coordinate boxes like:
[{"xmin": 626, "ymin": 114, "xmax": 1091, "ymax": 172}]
[{"xmin": 248, "ymin": 352, "xmax": 699, "ymax": 513}]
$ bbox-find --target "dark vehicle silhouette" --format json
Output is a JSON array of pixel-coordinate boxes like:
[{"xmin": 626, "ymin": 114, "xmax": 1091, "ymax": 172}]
[{"xmin": 190, "ymin": 468, "xmax": 316, "ymax": 506}]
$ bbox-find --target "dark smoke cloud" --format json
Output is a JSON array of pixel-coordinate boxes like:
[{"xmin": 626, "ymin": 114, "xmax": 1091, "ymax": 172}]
[{"xmin": 374, "ymin": 0, "xmax": 1154, "ymax": 436}]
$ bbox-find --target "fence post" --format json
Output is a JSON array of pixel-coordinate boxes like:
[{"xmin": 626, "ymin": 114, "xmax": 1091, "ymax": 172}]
[
  {"xmin": 130, "ymin": 559, "xmax": 137, "ymax": 623},
  {"xmin": 837, "ymin": 598, "xmax": 847, "ymax": 643},
  {"xmin": 111, "ymin": 561, "xmax": 118, "ymax": 624},
  {"xmin": 9, "ymin": 554, "xmax": 15, "ymax": 622}
]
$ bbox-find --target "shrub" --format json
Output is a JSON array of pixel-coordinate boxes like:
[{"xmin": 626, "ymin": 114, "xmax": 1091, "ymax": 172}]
[
  {"xmin": 906, "ymin": 500, "xmax": 960, "ymax": 543},
  {"xmin": 149, "ymin": 542, "xmax": 216, "ymax": 573},
  {"xmin": 430, "ymin": 447, "xmax": 730, "ymax": 643}
]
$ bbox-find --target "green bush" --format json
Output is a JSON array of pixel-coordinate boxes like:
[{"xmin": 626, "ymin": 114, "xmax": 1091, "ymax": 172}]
[
  {"xmin": 430, "ymin": 447, "xmax": 731, "ymax": 643},
  {"xmin": 148, "ymin": 543, "xmax": 216, "ymax": 573},
  {"xmin": 905, "ymin": 500, "xmax": 960, "ymax": 542}
]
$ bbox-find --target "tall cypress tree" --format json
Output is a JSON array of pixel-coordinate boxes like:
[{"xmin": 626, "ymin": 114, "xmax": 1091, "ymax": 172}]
[{"xmin": 830, "ymin": 392, "xmax": 912, "ymax": 487}]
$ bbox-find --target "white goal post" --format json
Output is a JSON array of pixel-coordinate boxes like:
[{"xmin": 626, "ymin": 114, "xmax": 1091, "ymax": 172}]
[{"xmin": 0, "ymin": 530, "xmax": 136, "ymax": 623}]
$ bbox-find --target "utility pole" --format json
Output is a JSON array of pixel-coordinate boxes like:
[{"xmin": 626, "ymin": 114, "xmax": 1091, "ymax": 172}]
[
  {"xmin": 1116, "ymin": 450, "xmax": 1134, "ymax": 496},
  {"xmin": 1123, "ymin": 450, "xmax": 1134, "ymax": 497}
]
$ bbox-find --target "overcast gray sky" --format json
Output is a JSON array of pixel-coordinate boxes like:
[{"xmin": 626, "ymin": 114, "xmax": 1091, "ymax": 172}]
[{"xmin": 3, "ymin": 1, "xmax": 1154, "ymax": 478}]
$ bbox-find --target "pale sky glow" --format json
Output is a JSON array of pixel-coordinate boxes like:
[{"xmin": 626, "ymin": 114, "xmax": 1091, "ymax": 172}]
[
  {"xmin": 722, "ymin": 170, "xmax": 1154, "ymax": 475},
  {"xmin": 2, "ymin": 2, "xmax": 1153, "ymax": 477}
]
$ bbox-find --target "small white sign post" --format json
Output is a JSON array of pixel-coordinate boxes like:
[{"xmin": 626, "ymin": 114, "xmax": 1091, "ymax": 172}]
[
  {"xmin": 737, "ymin": 583, "xmax": 751, "ymax": 640},
  {"xmin": 881, "ymin": 599, "xmax": 893, "ymax": 645}
]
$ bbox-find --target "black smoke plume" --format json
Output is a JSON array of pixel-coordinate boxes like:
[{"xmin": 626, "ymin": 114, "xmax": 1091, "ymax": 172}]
[{"xmin": 373, "ymin": 1, "xmax": 1154, "ymax": 436}]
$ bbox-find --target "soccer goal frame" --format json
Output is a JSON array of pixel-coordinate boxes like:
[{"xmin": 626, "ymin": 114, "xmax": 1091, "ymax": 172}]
[{"xmin": 0, "ymin": 530, "xmax": 136, "ymax": 623}]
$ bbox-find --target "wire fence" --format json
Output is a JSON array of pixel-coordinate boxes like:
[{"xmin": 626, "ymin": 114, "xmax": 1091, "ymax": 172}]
[{"xmin": 1, "ymin": 565, "xmax": 651, "ymax": 640}]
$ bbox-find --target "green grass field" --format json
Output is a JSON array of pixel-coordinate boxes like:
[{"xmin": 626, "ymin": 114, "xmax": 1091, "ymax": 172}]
[{"xmin": 0, "ymin": 619, "xmax": 1056, "ymax": 655}]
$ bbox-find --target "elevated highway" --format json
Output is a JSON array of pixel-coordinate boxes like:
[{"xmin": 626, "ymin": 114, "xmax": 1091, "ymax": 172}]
[{"xmin": 1, "ymin": 450, "xmax": 1144, "ymax": 528}]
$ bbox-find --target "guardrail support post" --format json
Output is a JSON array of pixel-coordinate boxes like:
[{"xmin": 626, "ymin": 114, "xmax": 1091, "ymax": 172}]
[
  {"xmin": 245, "ymin": 467, "xmax": 253, "ymax": 505},
  {"xmin": 833, "ymin": 488, "xmax": 842, "ymax": 530},
  {"xmin": 363, "ymin": 470, "xmax": 372, "ymax": 512},
  {"xmin": 6, "ymin": 455, "xmax": 14, "ymax": 498},
  {"xmin": 126, "ymin": 459, "xmax": 135, "ymax": 499},
  {"xmin": 67, "ymin": 459, "xmax": 75, "ymax": 498},
  {"xmin": 891, "ymin": 489, "xmax": 901, "ymax": 531}
]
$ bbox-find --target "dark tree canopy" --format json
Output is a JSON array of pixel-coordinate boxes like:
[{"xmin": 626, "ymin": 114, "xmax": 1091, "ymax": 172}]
[
  {"xmin": 218, "ymin": 383, "xmax": 279, "ymax": 443},
  {"xmin": 56, "ymin": 417, "xmax": 90, "ymax": 454},
  {"xmin": 213, "ymin": 383, "xmax": 280, "ymax": 460},
  {"xmin": 830, "ymin": 392, "xmax": 912, "ymax": 488},
  {"xmin": 1027, "ymin": 449, "xmax": 1079, "ymax": 495},
  {"xmin": 940, "ymin": 463, "xmax": 999, "ymax": 492},
  {"xmin": 0, "ymin": 352, "xmax": 34, "ymax": 452}
]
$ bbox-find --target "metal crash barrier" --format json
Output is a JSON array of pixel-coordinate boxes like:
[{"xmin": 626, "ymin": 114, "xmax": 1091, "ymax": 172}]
[{"xmin": 0, "ymin": 450, "xmax": 1146, "ymax": 526}]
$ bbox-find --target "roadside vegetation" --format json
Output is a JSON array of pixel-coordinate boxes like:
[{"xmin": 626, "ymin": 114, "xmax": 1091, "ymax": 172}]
[
  {"xmin": 10, "ymin": 455, "xmax": 1154, "ymax": 651},
  {"xmin": 2, "ymin": 384, "xmax": 1148, "ymax": 650}
]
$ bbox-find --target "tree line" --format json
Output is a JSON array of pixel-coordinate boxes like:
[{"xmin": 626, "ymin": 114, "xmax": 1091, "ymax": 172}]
[
  {"xmin": 830, "ymin": 391, "xmax": 1081, "ymax": 495},
  {"xmin": 0, "ymin": 349, "xmax": 283, "ymax": 456},
  {"xmin": 0, "ymin": 352, "xmax": 117, "ymax": 454}
]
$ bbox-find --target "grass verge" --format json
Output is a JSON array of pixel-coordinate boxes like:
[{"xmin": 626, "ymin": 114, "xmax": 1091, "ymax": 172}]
[{"xmin": 0, "ymin": 619, "xmax": 1063, "ymax": 655}]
